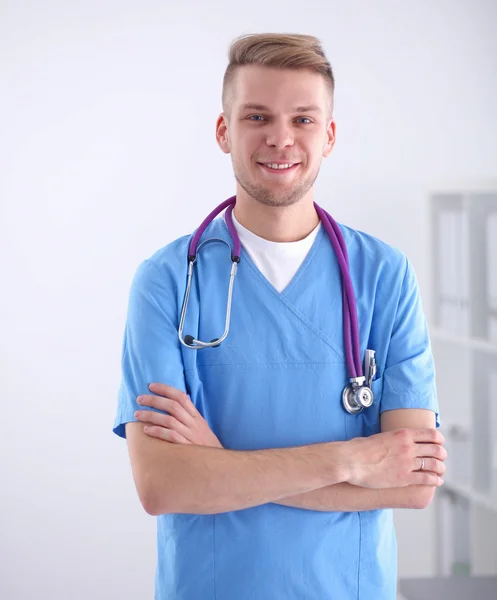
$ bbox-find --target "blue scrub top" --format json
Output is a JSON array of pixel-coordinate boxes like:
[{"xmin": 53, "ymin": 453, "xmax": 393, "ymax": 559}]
[{"xmin": 113, "ymin": 215, "xmax": 440, "ymax": 600}]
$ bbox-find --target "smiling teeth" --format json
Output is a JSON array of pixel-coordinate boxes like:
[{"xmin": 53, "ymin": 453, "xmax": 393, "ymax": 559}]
[{"xmin": 264, "ymin": 163, "xmax": 294, "ymax": 169}]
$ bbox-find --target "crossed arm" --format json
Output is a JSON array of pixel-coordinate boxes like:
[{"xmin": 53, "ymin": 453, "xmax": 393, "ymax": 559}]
[
  {"xmin": 130, "ymin": 383, "xmax": 443, "ymax": 513},
  {"xmin": 273, "ymin": 408, "xmax": 438, "ymax": 511}
]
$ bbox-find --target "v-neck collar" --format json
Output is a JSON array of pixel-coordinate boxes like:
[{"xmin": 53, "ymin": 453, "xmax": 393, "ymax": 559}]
[
  {"xmin": 205, "ymin": 215, "xmax": 344, "ymax": 361},
  {"xmin": 218, "ymin": 216, "xmax": 326, "ymax": 297}
]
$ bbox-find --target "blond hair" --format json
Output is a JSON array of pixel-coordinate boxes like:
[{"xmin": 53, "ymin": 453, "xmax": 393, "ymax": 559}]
[{"xmin": 222, "ymin": 33, "xmax": 335, "ymax": 118}]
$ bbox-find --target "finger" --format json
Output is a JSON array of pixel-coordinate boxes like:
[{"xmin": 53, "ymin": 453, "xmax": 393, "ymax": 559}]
[
  {"xmin": 410, "ymin": 471, "xmax": 444, "ymax": 486},
  {"xmin": 149, "ymin": 382, "xmax": 194, "ymax": 410},
  {"xmin": 173, "ymin": 391, "xmax": 199, "ymax": 418},
  {"xmin": 137, "ymin": 393, "xmax": 170, "ymax": 412},
  {"xmin": 138, "ymin": 395, "xmax": 195, "ymax": 426},
  {"xmin": 416, "ymin": 443, "xmax": 447, "ymax": 461},
  {"xmin": 135, "ymin": 410, "xmax": 193, "ymax": 440},
  {"xmin": 143, "ymin": 425, "xmax": 191, "ymax": 444},
  {"xmin": 146, "ymin": 383, "xmax": 198, "ymax": 418},
  {"xmin": 161, "ymin": 413, "xmax": 194, "ymax": 441},
  {"xmin": 415, "ymin": 457, "xmax": 446, "ymax": 476},
  {"xmin": 411, "ymin": 428, "xmax": 445, "ymax": 445},
  {"xmin": 135, "ymin": 409, "xmax": 168, "ymax": 426},
  {"xmin": 163, "ymin": 397, "xmax": 197, "ymax": 424}
]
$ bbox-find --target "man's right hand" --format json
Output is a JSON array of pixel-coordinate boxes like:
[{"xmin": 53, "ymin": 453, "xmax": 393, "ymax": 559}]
[{"xmin": 344, "ymin": 428, "xmax": 447, "ymax": 488}]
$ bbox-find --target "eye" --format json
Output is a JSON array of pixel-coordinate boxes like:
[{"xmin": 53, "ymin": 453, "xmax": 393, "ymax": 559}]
[{"xmin": 247, "ymin": 115, "xmax": 313, "ymax": 124}]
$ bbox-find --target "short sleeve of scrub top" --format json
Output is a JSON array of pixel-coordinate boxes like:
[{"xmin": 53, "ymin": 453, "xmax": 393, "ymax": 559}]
[
  {"xmin": 380, "ymin": 256, "xmax": 440, "ymax": 427},
  {"xmin": 113, "ymin": 258, "xmax": 187, "ymax": 439}
]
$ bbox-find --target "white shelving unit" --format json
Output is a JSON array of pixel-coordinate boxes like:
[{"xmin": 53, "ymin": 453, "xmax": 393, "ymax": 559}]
[{"xmin": 429, "ymin": 188, "xmax": 497, "ymax": 577}]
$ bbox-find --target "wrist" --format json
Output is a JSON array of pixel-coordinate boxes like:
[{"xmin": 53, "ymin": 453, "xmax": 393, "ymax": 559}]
[{"xmin": 325, "ymin": 441, "xmax": 353, "ymax": 485}]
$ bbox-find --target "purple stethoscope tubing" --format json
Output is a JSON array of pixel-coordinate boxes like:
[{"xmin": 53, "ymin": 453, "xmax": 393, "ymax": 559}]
[
  {"xmin": 183, "ymin": 195, "xmax": 370, "ymax": 392},
  {"xmin": 314, "ymin": 203, "xmax": 362, "ymax": 380}
]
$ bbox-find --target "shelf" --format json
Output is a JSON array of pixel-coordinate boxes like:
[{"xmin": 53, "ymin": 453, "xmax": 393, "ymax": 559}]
[
  {"xmin": 431, "ymin": 329, "xmax": 497, "ymax": 356},
  {"xmin": 427, "ymin": 179, "xmax": 497, "ymax": 195},
  {"xmin": 441, "ymin": 479, "xmax": 497, "ymax": 513},
  {"xmin": 430, "ymin": 189, "xmax": 497, "ymax": 577}
]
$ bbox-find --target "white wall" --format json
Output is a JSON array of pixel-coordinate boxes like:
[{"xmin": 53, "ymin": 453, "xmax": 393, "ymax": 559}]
[{"xmin": 1, "ymin": 1, "xmax": 496, "ymax": 598}]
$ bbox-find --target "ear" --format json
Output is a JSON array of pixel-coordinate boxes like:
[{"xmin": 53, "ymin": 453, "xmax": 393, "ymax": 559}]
[
  {"xmin": 216, "ymin": 113, "xmax": 231, "ymax": 154},
  {"xmin": 322, "ymin": 119, "xmax": 336, "ymax": 158}
]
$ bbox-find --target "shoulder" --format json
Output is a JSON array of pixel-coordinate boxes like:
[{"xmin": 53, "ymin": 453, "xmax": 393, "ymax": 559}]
[
  {"xmin": 337, "ymin": 222, "xmax": 409, "ymax": 282},
  {"xmin": 151, "ymin": 216, "xmax": 225, "ymax": 265},
  {"xmin": 146, "ymin": 233, "xmax": 191, "ymax": 279},
  {"xmin": 126, "ymin": 235, "xmax": 189, "ymax": 301},
  {"xmin": 131, "ymin": 216, "xmax": 226, "ymax": 291}
]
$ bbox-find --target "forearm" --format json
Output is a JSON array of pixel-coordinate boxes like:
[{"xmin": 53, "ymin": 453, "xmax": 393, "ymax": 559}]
[
  {"xmin": 273, "ymin": 482, "xmax": 436, "ymax": 512},
  {"xmin": 147, "ymin": 439, "xmax": 350, "ymax": 516}
]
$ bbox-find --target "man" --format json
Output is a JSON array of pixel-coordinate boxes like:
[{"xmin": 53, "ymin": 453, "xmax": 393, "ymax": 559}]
[{"xmin": 113, "ymin": 33, "xmax": 446, "ymax": 600}]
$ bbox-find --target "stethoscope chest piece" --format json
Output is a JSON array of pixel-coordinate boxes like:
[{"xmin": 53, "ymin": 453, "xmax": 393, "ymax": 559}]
[
  {"xmin": 342, "ymin": 383, "xmax": 374, "ymax": 414},
  {"xmin": 342, "ymin": 349, "xmax": 377, "ymax": 414}
]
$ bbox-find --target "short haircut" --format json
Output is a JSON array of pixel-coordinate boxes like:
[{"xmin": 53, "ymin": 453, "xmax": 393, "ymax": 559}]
[{"xmin": 222, "ymin": 33, "xmax": 335, "ymax": 119}]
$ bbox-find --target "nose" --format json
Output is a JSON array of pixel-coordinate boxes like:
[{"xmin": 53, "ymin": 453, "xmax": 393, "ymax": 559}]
[{"xmin": 265, "ymin": 121, "xmax": 294, "ymax": 149}]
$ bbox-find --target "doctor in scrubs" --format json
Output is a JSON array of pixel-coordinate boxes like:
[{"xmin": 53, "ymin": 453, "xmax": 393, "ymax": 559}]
[{"xmin": 113, "ymin": 32, "xmax": 447, "ymax": 600}]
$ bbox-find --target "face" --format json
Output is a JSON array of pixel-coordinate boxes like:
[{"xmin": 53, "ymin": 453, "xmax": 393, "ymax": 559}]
[{"xmin": 216, "ymin": 65, "xmax": 336, "ymax": 208}]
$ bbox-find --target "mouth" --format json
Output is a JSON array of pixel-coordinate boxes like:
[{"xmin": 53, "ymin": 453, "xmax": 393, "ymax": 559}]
[{"xmin": 256, "ymin": 162, "xmax": 300, "ymax": 174}]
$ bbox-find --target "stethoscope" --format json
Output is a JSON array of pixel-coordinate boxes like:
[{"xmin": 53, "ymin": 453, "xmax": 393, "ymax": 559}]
[{"xmin": 178, "ymin": 195, "xmax": 377, "ymax": 415}]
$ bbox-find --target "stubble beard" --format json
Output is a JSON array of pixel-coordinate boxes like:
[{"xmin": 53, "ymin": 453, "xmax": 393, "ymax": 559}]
[{"xmin": 232, "ymin": 159, "xmax": 320, "ymax": 208}]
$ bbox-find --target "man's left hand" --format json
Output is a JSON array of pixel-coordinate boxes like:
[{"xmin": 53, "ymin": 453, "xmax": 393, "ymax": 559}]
[{"xmin": 134, "ymin": 382, "xmax": 223, "ymax": 449}]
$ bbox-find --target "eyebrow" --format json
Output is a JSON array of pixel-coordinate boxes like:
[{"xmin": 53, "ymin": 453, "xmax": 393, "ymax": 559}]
[{"xmin": 240, "ymin": 103, "xmax": 322, "ymax": 113}]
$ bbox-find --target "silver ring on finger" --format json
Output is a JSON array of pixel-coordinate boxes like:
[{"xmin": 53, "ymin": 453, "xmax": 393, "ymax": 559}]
[{"xmin": 417, "ymin": 457, "xmax": 425, "ymax": 471}]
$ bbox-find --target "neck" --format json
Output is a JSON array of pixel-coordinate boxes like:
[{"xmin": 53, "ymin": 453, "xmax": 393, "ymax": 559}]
[{"xmin": 232, "ymin": 189, "xmax": 320, "ymax": 242}]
